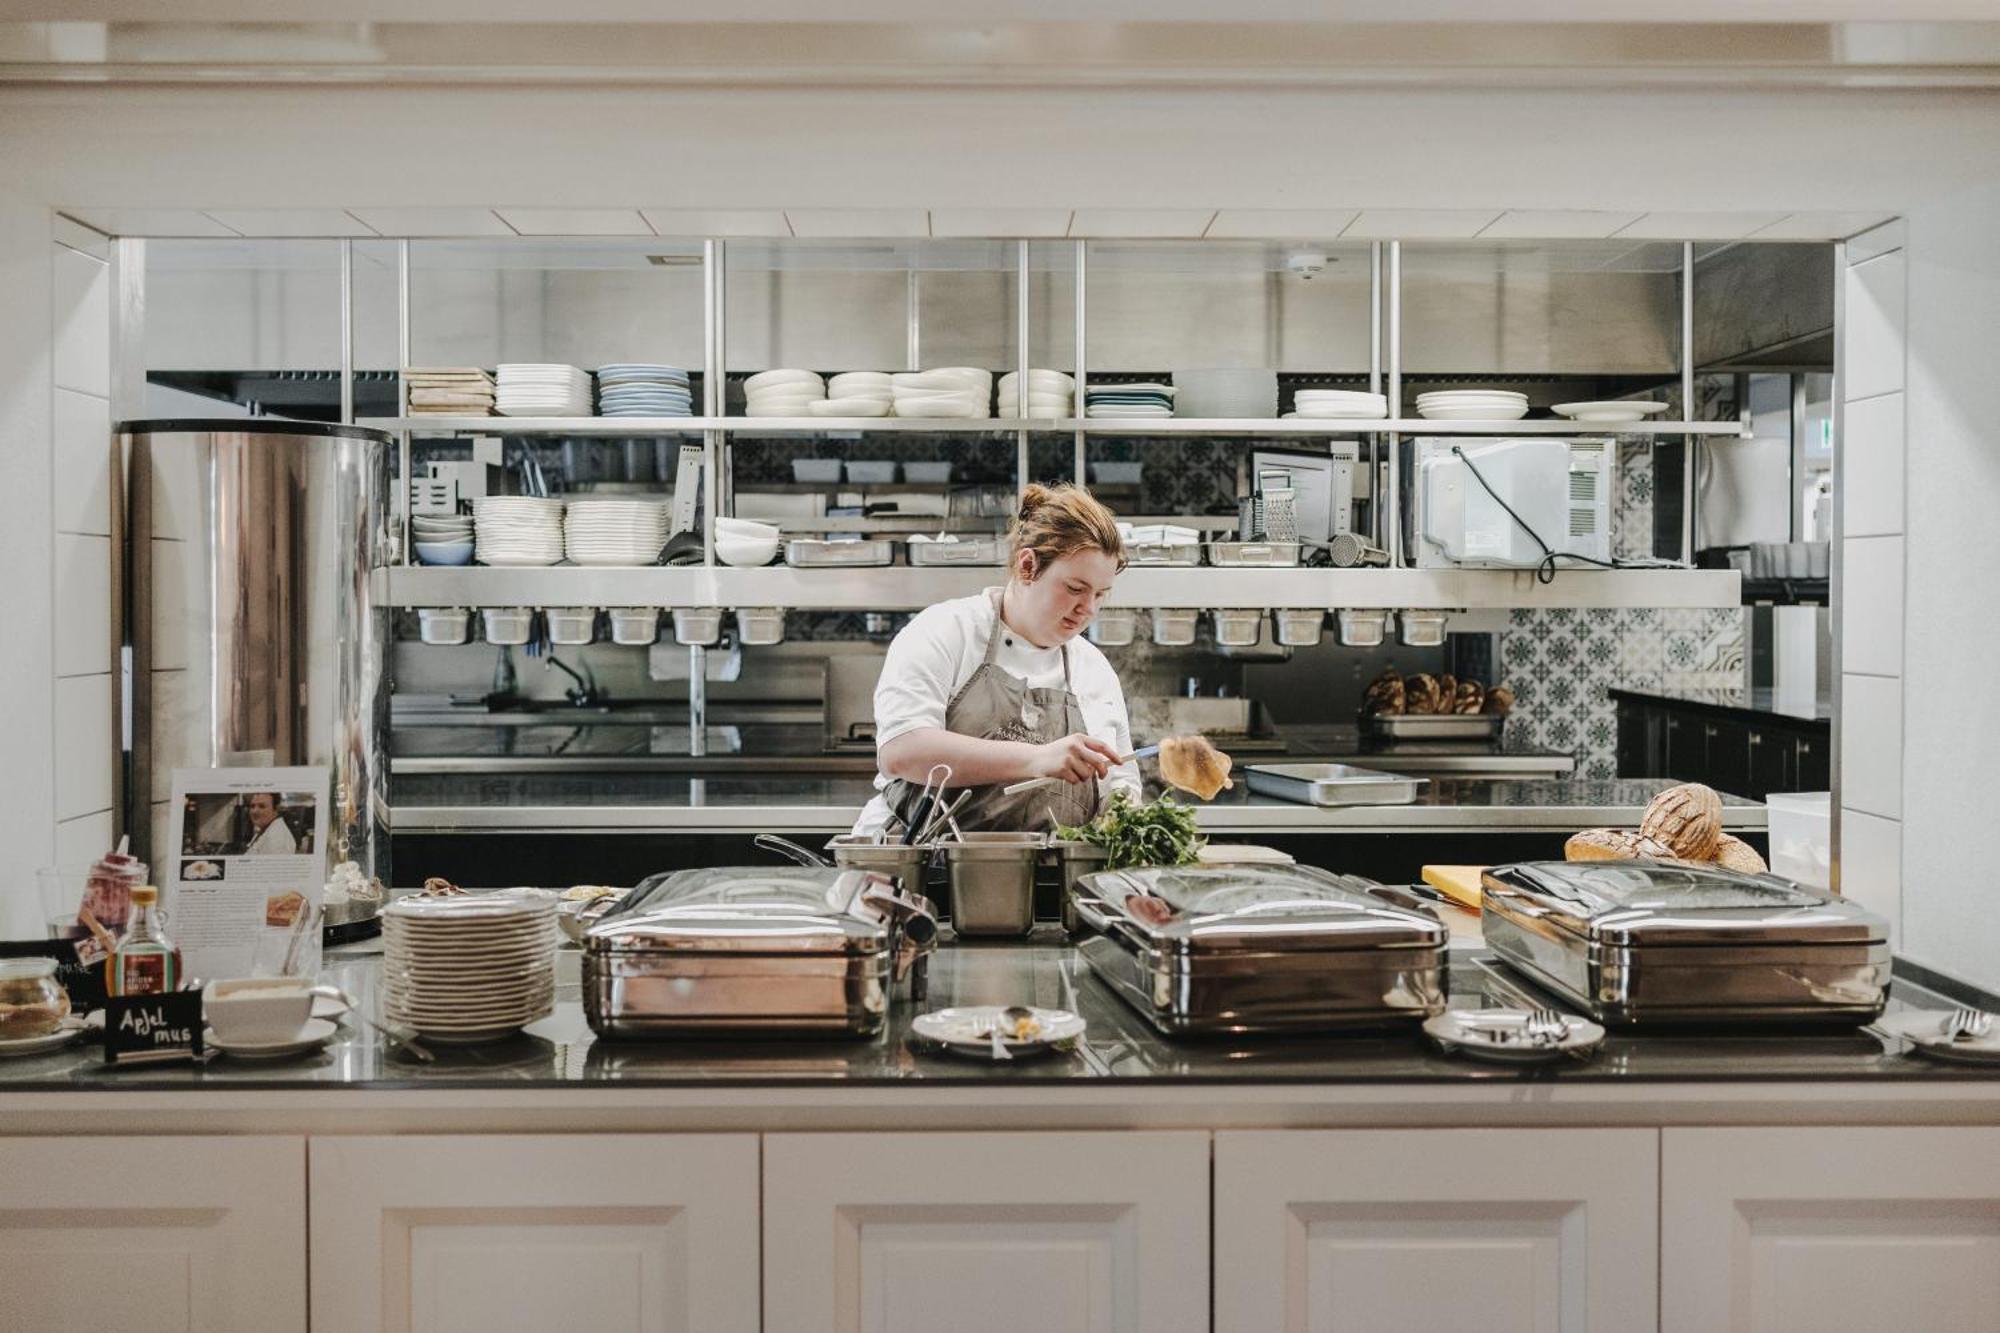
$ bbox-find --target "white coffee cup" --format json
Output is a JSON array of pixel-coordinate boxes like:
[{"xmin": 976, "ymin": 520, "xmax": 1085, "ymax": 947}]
[{"xmin": 203, "ymin": 977, "xmax": 347, "ymax": 1043}]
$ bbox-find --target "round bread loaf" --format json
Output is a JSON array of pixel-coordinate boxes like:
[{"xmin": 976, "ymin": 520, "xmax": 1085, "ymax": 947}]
[
  {"xmin": 1482, "ymin": 684, "xmax": 1515, "ymax": 716},
  {"xmin": 1639, "ymin": 782, "xmax": 1724, "ymax": 860},
  {"xmin": 1564, "ymin": 828, "xmax": 1678, "ymax": 862},
  {"xmin": 1711, "ymin": 833, "xmax": 1769, "ymax": 874}
]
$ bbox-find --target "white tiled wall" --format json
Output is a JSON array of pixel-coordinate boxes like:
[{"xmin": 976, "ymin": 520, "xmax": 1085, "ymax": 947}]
[
  {"xmin": 49, "ymin": 225, "xmax": 117, "ymax": 881},
  {"xmin": 1836, "ymin": 229, "xmax": 1908, "ymax": 944}
]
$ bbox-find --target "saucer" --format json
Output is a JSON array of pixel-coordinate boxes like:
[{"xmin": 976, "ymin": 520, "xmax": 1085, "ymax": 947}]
[
  {"xmin": 206, "ymin": 1017, "xmax": 337, "ymax": 1059},
  {"xmin": 0, "ymin": 1019, "xmax": 85, "ymax": 1058},
  {"xmin": 1423, "ymin": 1007, "xmax": 1605, "ymax": 1065},
  {"xmin": 909, "ymin": 1006, "xmax": 1085, "ymax": 1060}
]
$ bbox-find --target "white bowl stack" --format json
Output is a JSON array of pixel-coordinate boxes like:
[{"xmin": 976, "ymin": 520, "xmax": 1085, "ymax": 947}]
[
  {"xmin": 473, "ymin": 496, "xmax": 567, "ymax": 566},
  {"xmin": 563, "ymin": 499, "xmax": 671, "ymax": 566},
  {"xmin": 411, "ymin": 512, "xmax": 476, "ymax": 564},
  {"xmin": 1415, "ymin": 389, "xmax": 1530, "ymax": 421},
  {"xmin": 714, "ymin": 516, "xmax": 781, "ymax": 567},
  {"xmin": 495, "ymin": 364, "xmax": 594, "ymax": 418},
  {"xmin": 891, "ymin": 367, "xmax": 992, "ymax": 419},
  {"xmin": 1291, "ymin": 389, "xmax": 1390, "ymax": 420},
  {"xmin": 744, "ymin": 369, "xmax": 826, "ymax": 416},
  {"xmin": 810, "ymin": 371, "xmax": 894, "ymax": 418},
  {"xmin": 382, "ymin": 889, "xmax": 558, "ymax": 1043},
  {"xmin": 997, "ymin": 369, "xmax": 1075, "ymax": 419}
]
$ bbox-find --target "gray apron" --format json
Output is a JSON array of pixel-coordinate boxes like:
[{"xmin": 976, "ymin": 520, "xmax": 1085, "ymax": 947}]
[{"xmin": 885, "ymin": 591, "xmax": 1103, "ymax": 835}]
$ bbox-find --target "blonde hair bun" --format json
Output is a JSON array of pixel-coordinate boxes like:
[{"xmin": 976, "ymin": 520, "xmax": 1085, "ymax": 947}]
[{"xmin": 1009, "ymin": 483, "xmax": 1125, "ymax": 577}]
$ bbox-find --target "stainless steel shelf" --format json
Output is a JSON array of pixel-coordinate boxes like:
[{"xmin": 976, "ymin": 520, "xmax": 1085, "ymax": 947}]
[
  {"xmin": 380, "ymin": 564, "xmax": 1743, "ymax": 611},
  {"xmin": 367, "ymin": 414, "xmax": 1745, "ymax": 438}
]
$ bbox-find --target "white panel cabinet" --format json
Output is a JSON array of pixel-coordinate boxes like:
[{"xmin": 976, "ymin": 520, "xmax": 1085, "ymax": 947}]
[
  {"xmin": 763, "ymin": 1130, "xmax": 1210, "ymax": 1333},
  {"xmin": 1663, "ymin": 1127, "xmax": 2000, "ymax": 1333},
  {"xmin": 1214, "ymin": 1129, "xmax": 1658, "ymax": 1333},
  {"xmin": 0, "ymin": 1135, "xmax": 305, "ymax": 1333},
  {"xmin": 309, "ymin": 1133, "xmax": 759, "ymax": 1333}
]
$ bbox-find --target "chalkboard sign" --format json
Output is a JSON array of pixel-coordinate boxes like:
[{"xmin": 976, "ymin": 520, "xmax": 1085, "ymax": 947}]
[
  {"xmin": 0, "ymin": 938, "xmax": 106, "ymax": 1013},
  {"xmin": 103, "ymin": 990, "xmax": 205, "ymax": 1065}
]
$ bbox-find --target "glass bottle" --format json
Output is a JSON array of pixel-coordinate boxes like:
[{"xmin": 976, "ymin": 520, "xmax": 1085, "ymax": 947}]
[{"xmin": 108, "ymin": 885, "xmax": 181, "ymax": 997}]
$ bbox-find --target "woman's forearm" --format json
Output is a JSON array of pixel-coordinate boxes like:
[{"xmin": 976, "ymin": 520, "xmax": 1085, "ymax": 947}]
[{"xmin": 878, "ymin": 729, "xmax": 1038, "ymax": 786}]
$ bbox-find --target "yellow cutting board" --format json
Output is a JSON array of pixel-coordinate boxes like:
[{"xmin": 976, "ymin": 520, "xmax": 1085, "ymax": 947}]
[{"xmin": 1421, "ymin": 864, "xmax": 1489, "ymax": 911}]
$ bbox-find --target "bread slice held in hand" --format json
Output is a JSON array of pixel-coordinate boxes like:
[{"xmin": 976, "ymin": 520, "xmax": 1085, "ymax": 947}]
[{"xmin": 1158, "ymin": 734, "xmax": 1234, "ymax": 801}]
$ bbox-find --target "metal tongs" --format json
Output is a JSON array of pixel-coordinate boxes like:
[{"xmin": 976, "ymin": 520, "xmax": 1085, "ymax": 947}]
[{"xmin": 902, "ymin": 764, "xmax": 953, "ymax": 846}]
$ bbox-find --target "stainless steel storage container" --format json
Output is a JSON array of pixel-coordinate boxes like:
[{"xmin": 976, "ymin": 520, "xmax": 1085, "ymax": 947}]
[
  {"xmin": 785, "ymin": 538, "xmax": 896, "ymax": 567},
  {"xmin": 1049, "ymin": 839, "xmax": 1109, "ymax": 934},
  {"xmin": 1151, "ymin": 608, "xmax": 1199, "ymax": 646},
  {"xmin": 1124, "ymin": 542, "xmax": 1202, "ymax": 567},
  {"xmin": 907, "ymin": 536, "xmax": 1005, "ymax": 566},
  {"xmin": 734, "ymin": 607, "xmax": 786, "ymax": 645},
  {"xmin": 1088, "ymin": 607, "xmax": 1138, "ymax": 646},
  {"xmin": 1480, "ymin": 860, "xmax": 1891, "ymax": 1028},
  {"xmin": 673, "ymin": 607, "xmax": 722, "ymax": 645},
  {"xmin": 1071, "ymin": 864, "xmax": 1448, "ymax": 1034},
  {"xmin": 583, "ymin": 866, "xmax": 936, "ymax": 1038},
  {"xmin": 1207, "ymin": 541, "xmax": 1302, "ymax": 567},
  {"xmin": 1274, "ymin": 608, "xmax": 1324, "ymax": 646},
  {"xmin": 1211, "ymin": 609, "xmax": 1264, "ymax": 647},
  {"xmin": 824, "ymin": 836, "xmax": 932, "ymax": 901},
  {"xmin": 1361, "ymin": 712, "xmax": 1504, "ymax": 741},
  {"xmin": 1245, "ymin": 763, "xmax": 1426, "ymax": 807},
  {"xmin": 943, "ymin": 833, "xmax": 1043, "ymax": 937}
]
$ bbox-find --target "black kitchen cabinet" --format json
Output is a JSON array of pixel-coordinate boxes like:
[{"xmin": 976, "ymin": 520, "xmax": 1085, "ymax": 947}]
[{"xmin": 1611, "ymin": 690, "xmax": 1831, "ymax": 800}]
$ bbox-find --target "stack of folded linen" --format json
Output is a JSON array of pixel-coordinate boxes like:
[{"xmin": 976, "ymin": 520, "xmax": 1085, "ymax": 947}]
[
  {"xmin": 407, "ymin": 368, "xmax": 496, "ymax": 416},
  {"xmin": 1084, "ymin": 382, "xmax": 1176, "ymax": 419}
]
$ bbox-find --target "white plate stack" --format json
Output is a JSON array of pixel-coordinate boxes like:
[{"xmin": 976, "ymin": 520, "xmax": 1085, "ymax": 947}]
[
  {"xmin": 1085, "ymin": 382, "xmax": 1176, "ymax": 419},
  {"xmin": 563, "ymin": 498, "xmax": 672, "ymax": 566},
  {"xmin": 382, "ymin": 889, "xmax": 558, "ymax": 1044},
  {"xmin": 496, "ymin": 364, "xmax": 594, "ymax": 418},
  {"xmin": 809, "ymin": 371, "xmax": 893, "ymax": 418},
  {"xmin": 891, "ymin": 367, "xmax": 992, "ymax": 419},
  {"xmin": 744, "ymin": 369, "xmax": 826, "ymax": 416},
  {"xmin": 1290, "ymin": 389, "xmax": 1390, "ymax": 420},
  {"xmin": 473, "ymin": 496, "xmax": 567, "ymax": 566},
  {"xmin": 997, "ymin": 369, "xmax": 1075, "ymax": 419},
  {"xmin": 1415, "ymin": 389, "xmax": 1530, "ymax": 421},
  {"xmin": 595, "ymin": 364, "xmax": 693, "ymax": 418}
]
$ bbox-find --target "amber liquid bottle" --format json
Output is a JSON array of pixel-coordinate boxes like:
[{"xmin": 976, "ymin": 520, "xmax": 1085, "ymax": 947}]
[{"xmin": 108, "ymin": 886, "xmax": 182, "ymax": 996}]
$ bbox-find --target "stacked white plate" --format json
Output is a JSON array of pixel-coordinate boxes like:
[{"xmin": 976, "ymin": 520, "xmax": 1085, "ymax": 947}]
[
  {"xmin": 808, "ymin": 371, "xmax": 893, "ymax": 418},
  {"xmin": 1415, "ymin": 389, "xmax": 1530, "ymax": 421},
  {"xmin": 473, "ymin": 496, "xmax": 567, "ymax": 566},
  {"xmin": 1085, "ymin": 382, "xmax": 1176, "ymax": 419},
  {"xmin": 1553, "ymin": 400, "xmax": 1669, "ymax": 423},
  {"xmin": 496, "ymin": 364, "xmax": 594, "ymax": 418},
  {"xmin": 892, "ymin": 367, "xmax": 992, "ymax": 419},
  {"xmin": 1292, "ymin": 389, "xmax": 1389, "ymax": 420},
  {"xmin": 595, "ymin": 364, "xmax": 693, "ymax": 418},
  {"xmin": 744, "ymin": 369, "xmax": 826, "ymax": 417},
  {"xmin": 563, "ymin": 498, "xmax": 671, "ymax": 566},
  {"xmin": 382, "ymin": 889, "xmax": 558, "ymax": 1043},
  {"xmin": 997, "ymin": 369, "xmax": 1075, "ymax": 419}
]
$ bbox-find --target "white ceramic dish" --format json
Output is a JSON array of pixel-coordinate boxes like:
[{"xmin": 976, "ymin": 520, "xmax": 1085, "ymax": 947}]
[
  {"xmin": 1417, "ymin": 405, "xmax": 1531, "ymax": 421},
  {"xmin": 1875, "ymin": 1010, "xmax": 2000, "ymax": 1064},
  {"xmin": 909, "ymin": 1005, "xmax": 1086, "ymax": 1059},
  {"xmin": 0, "ymin": 1019, "xmax": 85, "ymax": 1058},
  {"xmin": 206, "ymin": 1016, "xmax": 338, "ymax": 1060},
  {"xmin": 808, "ymin": 398, "xmax": 893, "ymax": 417},
  {"xmin": 743, "ymin": 368, "xmax": 824, "ymax": 392},
  {"xmin": 716, "ymin": 535, "xmax": 781, "ymax": 567},
  {"xmin": 1423, "ymin": 1008, "xmax": 1604, "ymax": 1064},
  {"xmin": 1552, "ymin": 400, "xmax": 1670, "ymax": 422},
  {"xmin": 715, "ymin": 517, "xmax": 780, "ymax": 538},
  {"xmin": 893, "ymin": 397, "xmax": 985, "ymax": 418}
]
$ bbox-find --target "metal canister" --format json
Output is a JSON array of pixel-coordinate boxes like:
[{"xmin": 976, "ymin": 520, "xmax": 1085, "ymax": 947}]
[{"xmin": 943, "ymin": 833, "xmax": 1044, "ymax": 937}]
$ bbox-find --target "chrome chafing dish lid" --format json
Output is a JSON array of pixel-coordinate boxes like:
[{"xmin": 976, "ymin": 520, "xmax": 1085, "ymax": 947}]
[
  {"xmin": 585, "ymin": 866, "xmax": 896, "ymax": 956},
  {"xmin": 1074, "ymin": 864, "xmax": 1445, "ymax": 953},
  {"xmin": 1480, "ymin": 860, "xmax": 1887, "ymax": 947}
]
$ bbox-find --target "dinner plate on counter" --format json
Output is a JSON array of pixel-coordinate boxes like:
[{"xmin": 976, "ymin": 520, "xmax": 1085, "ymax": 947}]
[
  {"xmin": 1423, "ymin": 1007, "xmax": 1604, "ymax": 1065},
  {"xmin": 909, "ymin": 1006, "xmax": 1086, "ymax": 1060},
  {"xmin": 1875, "ymin": 1010, "xmax": 2000, "ymax": 1064}
]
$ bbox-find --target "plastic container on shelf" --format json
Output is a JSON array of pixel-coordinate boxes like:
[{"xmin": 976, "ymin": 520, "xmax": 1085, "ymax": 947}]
[
  {"xmin": 1090, "ymin": 462, "xmax": 1144, "ymax": 485},
  {"xmin": 1275, "ymin": 608, "xmax": 1325, "ymax": 646},
  {"xmin": 845, "ymin": 461, "xmax": 898, "ymax": 485},
  {"xmin": 543, "ymin": 607, "xmax": 597, "ymax": 645},
  {"xmin": 417, "ymin": 607, "xmax": 472, "ymax": 646},
  {"xmin": 791, "ymin": 459, "xmax": 842, "ymax": 484},
  {"xmin": 1212, "ymin": 609, "xmax": 1263, "ymax": 647},
  {"xmin": 735, "ymin": 608, "xmax": 786, "ymax": 646},
  {"xmin": 1088, "ymin": 608, "xmax": 1138, "ymax": 647},
  {"xmin": 608, "ymin": 608, "xmax": 659, "ymax": 646},
  {"xmin": 1151, "ymin": 609, "xmax": 1198, "ymax": 647},
  {"xmin": 1766, "ymin": 791, "xmax": 1832, "ymax": 890},
  {"xmin": 902, "ymin": 461, "xmax": 953, "ymax": 485},
  {"xmin": 480, "ymin": 607, "xmax": 533, "ymax": 646},
  {"xmin": 1336, "ymin": 609, "xmax": 1390, "ymax": 647},
  {"xmin": 673, "ymin": 607, "xmax": 723, "ymax": 646}
]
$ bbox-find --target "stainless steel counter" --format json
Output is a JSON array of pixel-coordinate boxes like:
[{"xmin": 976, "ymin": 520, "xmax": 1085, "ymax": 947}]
[{"xmin": 388, "ymin": 777, "xmax": 1764, "ymax": 835}]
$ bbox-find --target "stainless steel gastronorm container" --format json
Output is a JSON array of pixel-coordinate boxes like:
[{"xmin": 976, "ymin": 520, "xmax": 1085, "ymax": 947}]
[
  {"xmin": 117, "ymin": 420, "xmax": 392, "ymax": 882},
  {"xmin": 943, "ymin": 833, "xmax": 1043, "ymax": 937},
  {"xmin": 784, "ymin": 538, "xmax": 896, "ymax": 567},
  {"xmin": 1361, "ymin": 712, "xmax": 1504, "ymax": 741},
  {"xmin": 1245, "ymin": 763, "xmax": 1425, "ymax": 807},
  {"xmin": 1480, "ymin": 860, "xmax": 1891, "ymax": 1028},
  {"xmin": 1071, "ymin": 864, "xmax": 1448, "ymax": 1034},
  {"xmin": 906, "ymin": 536, "xmax": 1005, "ymax": 566},
  {"xmin": 584, "ymin": 866, "xmax": 936, "ymax": 1038}
]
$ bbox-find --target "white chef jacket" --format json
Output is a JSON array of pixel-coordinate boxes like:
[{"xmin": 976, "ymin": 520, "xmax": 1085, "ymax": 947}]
[
  {"xmin": 853, "ymin": 590, "xmax": 1141, "ymax": 837},
  {"xmin": 247, "ymin": 817, "xmax": 298, "ymax": 856}
]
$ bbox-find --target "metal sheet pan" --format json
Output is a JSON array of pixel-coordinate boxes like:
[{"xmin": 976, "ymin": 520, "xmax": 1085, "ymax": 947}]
[
  {"xmin": 1363, "ymin": 713, "xmax": 1505, "ymax": 740},
  {"xmin": 1245, "ymin": 763, "xmax": 1426, "ymax": 807}
]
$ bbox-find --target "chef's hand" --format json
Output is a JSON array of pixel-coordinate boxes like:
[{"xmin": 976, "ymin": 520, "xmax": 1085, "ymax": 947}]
[{"xmin": 1029, "ymin": 733, "xmax": 1120, "ymax": 784}]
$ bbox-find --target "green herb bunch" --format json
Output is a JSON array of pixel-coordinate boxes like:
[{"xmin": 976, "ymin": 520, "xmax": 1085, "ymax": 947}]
[{"xmin": 1055, "ymin": 791, "xmax": 1205, "ymax": 870}]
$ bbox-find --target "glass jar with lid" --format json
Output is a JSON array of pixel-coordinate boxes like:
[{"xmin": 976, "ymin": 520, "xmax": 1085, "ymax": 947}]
[{"xmin": 0, "ymin": 957, "xmax": 72, "ymax": 1040}]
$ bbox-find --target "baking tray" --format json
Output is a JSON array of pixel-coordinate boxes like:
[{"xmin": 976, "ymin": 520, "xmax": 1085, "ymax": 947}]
[
  {"xmin": 1362, "ymin": 712, "xmax": 1505, "ymax": 740},
  {"xmin": 1207, "ymin": 541, "xmax": 1302, "ymax": 567},
  {"xmin": 784, "ymin": 538, "xmax": 896, "ymax": 567},
  {"xmin": 906, "ymin": 536, "xmax": 1005, "ymax": 566},
  {"xmin": 1245, "ymin": 763, "xmax": 1426, "ymax": 807},
  {"xmin": 1124, "ymin": 542, "xmax": 1202, "ymax": 566}
]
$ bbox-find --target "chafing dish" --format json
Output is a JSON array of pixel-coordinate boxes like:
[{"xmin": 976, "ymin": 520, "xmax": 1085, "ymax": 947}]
[
  {"xmin": 1480, "ymin": 860, "xmax": 1890, "ymax": 1028},
  {"xmin": 1071, "ymin": 864, "xmax": 1448, "ymax": 1034},
  {"xmin": 583, "ymin": 866, "xmax": 936, "ymax": 1039}
]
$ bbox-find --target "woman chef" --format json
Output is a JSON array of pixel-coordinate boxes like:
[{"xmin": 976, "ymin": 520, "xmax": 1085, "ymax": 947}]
[{"xmin": 853, "ymin": 484, "xmax": 1140, "ymax": 837}]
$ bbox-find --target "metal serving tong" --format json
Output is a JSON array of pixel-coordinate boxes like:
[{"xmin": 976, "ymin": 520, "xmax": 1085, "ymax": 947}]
[{"xmin": 902, "ymin": 764, "xmax": 953, "ymax": 846}]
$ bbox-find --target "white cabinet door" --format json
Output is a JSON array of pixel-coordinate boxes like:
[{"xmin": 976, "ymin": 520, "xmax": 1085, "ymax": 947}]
[
  {"xmin": 310, "ymin": 1133, "xmax": 759, "ymax": 1333},
  {"xmin": 0, "ymin": 1135, "xmax": 305, "ymax": 1333},
  {"xmin": 1215, "ymin": 1129, "xmax": 1658, "ymax": 1333},
  {"xmin": 1663, "ymin": 1126, "xmax": 2000, "ymax": 1333},
  {"xmin": 763, "ymin": 1130, "xmax": 1209, "ymax": 1333}
]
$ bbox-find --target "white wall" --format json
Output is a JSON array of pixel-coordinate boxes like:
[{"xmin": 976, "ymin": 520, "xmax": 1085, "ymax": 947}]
[{"xmin": 3, "ymin": 80, "xmax": 2000, "ymax": 977}]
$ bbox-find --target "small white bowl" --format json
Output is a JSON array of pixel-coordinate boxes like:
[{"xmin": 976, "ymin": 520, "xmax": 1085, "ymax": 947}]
[
  {"xmin": 715, "ymin": 516, "xmax": 780, "ymax": 540},
  {"xmin": 716, "ymin": 535, "xmax": 780, "ymax": 567},
  {"xmin": 743, "ymin": 368, "xmax": 824, "ymax": 392}
]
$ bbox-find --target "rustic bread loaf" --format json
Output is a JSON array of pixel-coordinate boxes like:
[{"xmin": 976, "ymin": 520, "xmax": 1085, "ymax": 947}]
[
  {"xmin": 1453, "ymin": 680, "xmax": 1486, "ymax": 714},
  {"xmin": 1565, "ymin": 828, "xmax": 1679, "ymax": 862},
  {"xmin": 1482, "ymin": 684, "xmax": 1515, "ymax": 716},
  {"xmin": 1711, "ymin": 833, "xmax": 1769, "ymax": 874},
  {"xmin": 1639, "ymin": 782, "xmax": 1725, "ymax": 860}
]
